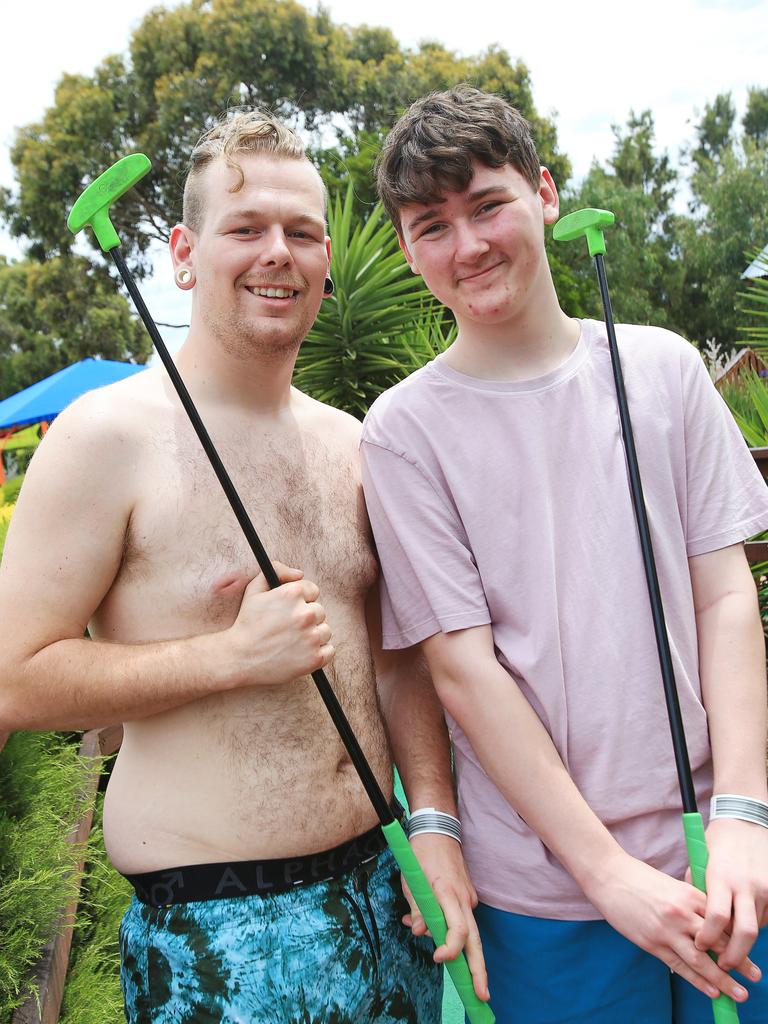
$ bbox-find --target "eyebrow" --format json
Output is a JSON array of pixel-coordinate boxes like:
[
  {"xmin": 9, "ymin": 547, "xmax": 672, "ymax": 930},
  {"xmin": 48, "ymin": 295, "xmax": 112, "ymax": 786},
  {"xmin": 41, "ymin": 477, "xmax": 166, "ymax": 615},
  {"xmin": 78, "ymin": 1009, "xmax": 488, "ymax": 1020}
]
[
  {"xmin": 406, "ymin": 186, "xmax": 513, "ymax": 231},
  {"xmin": 222, "ymin": 208, "xmax": 325, "ymax": 231}
]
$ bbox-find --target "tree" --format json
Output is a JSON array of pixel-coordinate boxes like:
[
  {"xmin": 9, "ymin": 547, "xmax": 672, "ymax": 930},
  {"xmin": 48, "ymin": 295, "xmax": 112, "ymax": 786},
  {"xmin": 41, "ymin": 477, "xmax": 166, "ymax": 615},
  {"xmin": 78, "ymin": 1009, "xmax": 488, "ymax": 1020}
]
[
  {"xmin": 1, "ymin": 0, "xmax": 569, "ymax": 268},
  {"xmin": 295, "ymin": 186, "xmax": 453, "ymax": 417},
  {"xmin": 0, "ymin": 256, "xmax": 150, "ymax": 400},
  {"xmin": 743, "ymin": 87, "xmax": 768, "ymax": 147},
  {"xmin": 554, "ymin": 110, "xmax": 683, "ymax": 328},
  {"xmin": 676, "ymin": 95, "xmax": 768, "ymax": 351},
  {"xmin": 690, "ymin": 92, "xmax": 736, "ymax": 173}
]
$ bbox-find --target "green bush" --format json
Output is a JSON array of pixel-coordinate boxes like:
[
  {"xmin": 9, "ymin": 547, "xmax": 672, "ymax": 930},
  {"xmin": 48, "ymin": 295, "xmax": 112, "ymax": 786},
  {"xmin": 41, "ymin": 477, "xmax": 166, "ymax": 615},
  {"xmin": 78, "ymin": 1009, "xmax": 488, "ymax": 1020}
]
[
  {"xmin": 0, "ymin": 474, "xmax": 24, "ymax": 508},
  {"xmin": 59, "ymin": 793, "xmax": 131, "ymax": 1024},
  {"xmin": 0, "ymin": 733, "xmax": 91, "ymax": 1021}
]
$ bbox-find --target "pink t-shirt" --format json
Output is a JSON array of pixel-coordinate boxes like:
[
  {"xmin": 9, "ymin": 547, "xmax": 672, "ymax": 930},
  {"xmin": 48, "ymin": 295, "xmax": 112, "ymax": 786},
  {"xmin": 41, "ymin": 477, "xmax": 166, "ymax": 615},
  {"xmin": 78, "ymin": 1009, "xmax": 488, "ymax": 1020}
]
[{"xmin": 360, "ymin": 319, "xmax": 768, "ymax": 919}]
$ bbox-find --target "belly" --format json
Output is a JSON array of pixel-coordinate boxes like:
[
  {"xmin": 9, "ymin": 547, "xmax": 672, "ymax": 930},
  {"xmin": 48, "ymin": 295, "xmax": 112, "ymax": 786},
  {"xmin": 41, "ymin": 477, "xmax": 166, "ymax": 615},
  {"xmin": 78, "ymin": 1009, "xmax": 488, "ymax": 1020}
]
[{"xmin": 103, "ymin": 637, "xmax": 392, "ymax": 874}]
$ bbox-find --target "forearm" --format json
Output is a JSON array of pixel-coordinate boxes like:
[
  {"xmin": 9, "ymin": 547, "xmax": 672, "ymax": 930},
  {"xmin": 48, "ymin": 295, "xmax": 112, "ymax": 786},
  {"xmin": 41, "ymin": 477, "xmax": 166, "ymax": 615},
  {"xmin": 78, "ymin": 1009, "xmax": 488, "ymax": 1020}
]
[
  {"xmin": 433, "ymin": 653, "xmax": 624, "ymax": 893},
  {"xmin": 697, "ymin": 588, "xmax": 768, "ymax": 800},
  {"xmin": 378, "ymin": 648, "xmax": 457, "ymax": 814},
  {"xmin": 0, "ymin": 629, "xmax": 236, "ymax": 731}
]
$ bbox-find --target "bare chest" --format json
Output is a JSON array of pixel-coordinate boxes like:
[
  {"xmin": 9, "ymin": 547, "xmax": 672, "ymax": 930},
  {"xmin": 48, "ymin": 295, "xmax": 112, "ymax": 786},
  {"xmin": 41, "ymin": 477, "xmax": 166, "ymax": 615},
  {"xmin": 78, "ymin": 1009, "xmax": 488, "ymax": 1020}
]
[{"xmin": 103, "ymin": 425, "xmax": 377, "ymax": 634}]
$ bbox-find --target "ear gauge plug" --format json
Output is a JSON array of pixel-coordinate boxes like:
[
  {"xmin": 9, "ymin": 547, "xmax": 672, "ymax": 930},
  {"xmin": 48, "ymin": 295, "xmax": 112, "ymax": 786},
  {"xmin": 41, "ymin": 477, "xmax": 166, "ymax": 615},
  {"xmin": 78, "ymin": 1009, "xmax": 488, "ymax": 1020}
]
[{"xmin": 176, "ymin": 268, "xmax": 193, "ymax": 286}]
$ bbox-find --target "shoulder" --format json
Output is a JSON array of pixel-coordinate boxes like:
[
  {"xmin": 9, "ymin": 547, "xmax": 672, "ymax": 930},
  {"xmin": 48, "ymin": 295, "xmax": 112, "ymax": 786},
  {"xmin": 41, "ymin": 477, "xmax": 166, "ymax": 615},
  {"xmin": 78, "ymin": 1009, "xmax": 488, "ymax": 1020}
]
[
  {"xmin": 290, "ymin": 386, "xmax": 365, "ymax": 450},
  {"xmin": 361, "ymin": 364, "xmax": 437, "ymax": 449},
  {"xmin": 41, "ymin": 366, "xmax": 164, "ymax": 453},
  {"xmin": 611, "ymin": 322, "xmax": 703, "ymax": 371}
]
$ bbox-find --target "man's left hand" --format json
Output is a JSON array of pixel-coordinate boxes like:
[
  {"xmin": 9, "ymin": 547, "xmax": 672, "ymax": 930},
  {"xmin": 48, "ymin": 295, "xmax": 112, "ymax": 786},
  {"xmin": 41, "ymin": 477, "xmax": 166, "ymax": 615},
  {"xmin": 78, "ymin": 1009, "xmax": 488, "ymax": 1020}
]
[{"xmin": 400, "ymin": 832, "xmax": 490, "ymax": 1001}]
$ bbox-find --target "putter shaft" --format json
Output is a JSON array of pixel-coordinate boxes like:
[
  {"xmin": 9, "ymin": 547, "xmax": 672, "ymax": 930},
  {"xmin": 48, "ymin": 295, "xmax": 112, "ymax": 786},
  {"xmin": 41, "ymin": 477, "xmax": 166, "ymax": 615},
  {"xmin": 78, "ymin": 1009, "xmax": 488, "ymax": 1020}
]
[{"xmin": 595, "ymin": 253, "xmax": 697, "ymax": 813}]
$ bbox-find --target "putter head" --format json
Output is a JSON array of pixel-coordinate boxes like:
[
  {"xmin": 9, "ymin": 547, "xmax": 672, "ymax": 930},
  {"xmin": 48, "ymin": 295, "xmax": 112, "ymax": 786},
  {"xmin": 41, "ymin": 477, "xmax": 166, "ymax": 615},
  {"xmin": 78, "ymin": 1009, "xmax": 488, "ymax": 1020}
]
[
  {"xmin": 67, "ymin": 153, "xmax": 152, "ymax": 252},
  {"xmin": 552, "ymin": 208, "xmax": 615, "ymax": 258}
]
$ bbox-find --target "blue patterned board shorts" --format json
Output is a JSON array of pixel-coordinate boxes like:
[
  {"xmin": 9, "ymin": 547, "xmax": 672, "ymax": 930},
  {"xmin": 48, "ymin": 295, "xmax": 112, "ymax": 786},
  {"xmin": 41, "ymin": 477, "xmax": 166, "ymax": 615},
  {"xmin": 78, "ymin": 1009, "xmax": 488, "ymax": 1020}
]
[{"xmin": 119, "ymin": 847, "xmax": 443, "ymax": 1023}]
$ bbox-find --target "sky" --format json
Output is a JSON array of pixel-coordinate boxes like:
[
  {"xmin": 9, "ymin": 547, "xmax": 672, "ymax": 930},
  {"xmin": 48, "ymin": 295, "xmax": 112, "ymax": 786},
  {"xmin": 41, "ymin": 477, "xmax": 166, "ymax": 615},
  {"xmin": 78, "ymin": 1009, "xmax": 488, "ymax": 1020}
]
[{"xmin": 1, "ymin": 0, "xmax": 766, "ymax": 348}]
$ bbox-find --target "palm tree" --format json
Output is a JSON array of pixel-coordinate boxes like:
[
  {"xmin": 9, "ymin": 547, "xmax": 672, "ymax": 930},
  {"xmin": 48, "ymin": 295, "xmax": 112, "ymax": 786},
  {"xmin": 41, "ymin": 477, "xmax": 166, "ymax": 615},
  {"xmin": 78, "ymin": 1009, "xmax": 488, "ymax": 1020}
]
[{"xmin": 295, "ymin": 185, "xmax": 454, "ymax": 418}]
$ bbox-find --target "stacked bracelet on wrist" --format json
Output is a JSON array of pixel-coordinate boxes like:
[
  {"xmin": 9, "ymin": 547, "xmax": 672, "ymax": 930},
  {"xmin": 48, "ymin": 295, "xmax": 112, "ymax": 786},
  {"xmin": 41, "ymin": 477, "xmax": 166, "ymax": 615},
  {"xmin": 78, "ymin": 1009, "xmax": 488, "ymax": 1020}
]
[
  {"xmin": 404, "ymin": 807, "xmax": 462, "ymax": 844},
  {"xmin": 710, "ymin": 794, "xmax": 768, "ymax": 829}
]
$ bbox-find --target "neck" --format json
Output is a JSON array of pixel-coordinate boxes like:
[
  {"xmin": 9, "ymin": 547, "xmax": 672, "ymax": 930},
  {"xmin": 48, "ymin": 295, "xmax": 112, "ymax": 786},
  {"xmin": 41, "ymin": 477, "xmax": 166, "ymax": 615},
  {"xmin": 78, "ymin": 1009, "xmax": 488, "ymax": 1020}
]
[
  {"xmin": 173, "ymin": 323, "xmax": 298, "ymax": 417},
  {"xmin": 445, "ymin": 298, "xmax": 579, "ymax": 382}
]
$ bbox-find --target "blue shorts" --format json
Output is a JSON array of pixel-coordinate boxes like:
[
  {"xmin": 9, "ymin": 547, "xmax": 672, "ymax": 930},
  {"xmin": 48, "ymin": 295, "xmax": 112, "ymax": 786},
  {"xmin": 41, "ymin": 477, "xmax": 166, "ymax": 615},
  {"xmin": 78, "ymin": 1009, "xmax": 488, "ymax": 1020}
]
[
  {"xmin": 475, "ymin": 902, "xmax": 768, "ymax": 1023},
  {"xmin": 119, "ymin": 847, "xmax": 442, "ymax": 1022}
]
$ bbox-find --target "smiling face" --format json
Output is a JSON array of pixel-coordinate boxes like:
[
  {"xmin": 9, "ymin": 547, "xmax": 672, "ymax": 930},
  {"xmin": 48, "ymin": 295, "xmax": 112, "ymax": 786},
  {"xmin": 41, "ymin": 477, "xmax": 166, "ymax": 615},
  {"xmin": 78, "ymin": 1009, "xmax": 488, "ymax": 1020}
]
[
  {"xmin": 173, "ymin": 153, "xmax": 330, "ymax": 360},
  {"xmin": 398, "ymin": 160, "xmax": 560, "ymax": 334}
]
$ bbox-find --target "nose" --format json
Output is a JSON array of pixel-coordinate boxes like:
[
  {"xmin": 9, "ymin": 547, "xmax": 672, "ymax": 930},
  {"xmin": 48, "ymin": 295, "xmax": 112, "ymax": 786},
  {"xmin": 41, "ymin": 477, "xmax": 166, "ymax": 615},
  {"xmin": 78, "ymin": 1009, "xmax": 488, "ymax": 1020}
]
[
  {"xmin": 257, "ymin": 226, "xmax": 292, "ymax": 267},
  {"xmin": 453, "ymin": 221, "xmax": 489, "ymax": 264}
]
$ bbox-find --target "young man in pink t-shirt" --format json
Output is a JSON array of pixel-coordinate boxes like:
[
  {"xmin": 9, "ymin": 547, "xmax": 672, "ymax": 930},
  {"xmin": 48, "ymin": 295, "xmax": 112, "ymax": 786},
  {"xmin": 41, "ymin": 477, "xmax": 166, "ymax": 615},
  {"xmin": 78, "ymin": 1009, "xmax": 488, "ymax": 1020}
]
[{"xmin": 360, "ymin": 86, "xmax": 768, "ymax": 1022}]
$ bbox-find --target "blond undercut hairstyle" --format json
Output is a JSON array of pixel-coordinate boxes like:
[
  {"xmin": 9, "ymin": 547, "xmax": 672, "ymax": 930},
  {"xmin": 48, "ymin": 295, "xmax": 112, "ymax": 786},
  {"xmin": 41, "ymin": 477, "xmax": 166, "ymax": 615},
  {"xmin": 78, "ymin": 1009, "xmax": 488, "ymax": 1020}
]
[
  {"xmin": 376, "ymin": 85, "xmax": 542, "ymax": 233},
  {"xmin": 182, "ymin": 110, "xmax": 310, "ymax": 231}
]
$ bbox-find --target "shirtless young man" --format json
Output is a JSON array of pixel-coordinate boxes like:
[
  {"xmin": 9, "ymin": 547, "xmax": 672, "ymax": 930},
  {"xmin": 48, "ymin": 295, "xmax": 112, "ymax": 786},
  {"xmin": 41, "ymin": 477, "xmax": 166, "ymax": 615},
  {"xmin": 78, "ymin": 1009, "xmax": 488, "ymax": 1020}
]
[{"xmin": 0, "ymin": 112, "xmax": 485, "ymax": 1022}]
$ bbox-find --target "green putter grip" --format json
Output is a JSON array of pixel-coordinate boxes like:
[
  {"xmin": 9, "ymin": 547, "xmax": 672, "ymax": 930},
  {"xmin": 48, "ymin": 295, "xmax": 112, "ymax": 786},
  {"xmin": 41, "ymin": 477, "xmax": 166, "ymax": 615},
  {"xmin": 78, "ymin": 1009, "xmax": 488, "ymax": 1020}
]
[
  {"xmin": 382, "ymin": 819, "xmax": 495, "ymax": 1024},
  {"xmin": 67, "ymin": 153, "xmax": 152, "ymax": 251},
  {"xmin": 683, "ymin": 812, "xmax": 740, "ymax": 1024},
  {"xmin": 552, "ymin": 208, "xmax": 615, "ymax": 257}
]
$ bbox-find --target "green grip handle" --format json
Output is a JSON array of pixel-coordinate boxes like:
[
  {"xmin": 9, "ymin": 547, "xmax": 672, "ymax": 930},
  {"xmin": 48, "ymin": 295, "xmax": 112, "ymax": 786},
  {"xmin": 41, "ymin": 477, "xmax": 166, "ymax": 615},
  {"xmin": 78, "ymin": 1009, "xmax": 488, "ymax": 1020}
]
[
  {"xmin": 552, "ymin": 207, "xmax": 615, "ymax": 257},
  {"xmin": 67, "ymin": 153, "xmax": 152, "ymax": 251},
  {"xmin": 683, "ymin": 812, "xmax": 740, "ymax": 1024},
  {"xmin": 382, "ymin": 819, "xmax": 495, "ymax": 1023}
]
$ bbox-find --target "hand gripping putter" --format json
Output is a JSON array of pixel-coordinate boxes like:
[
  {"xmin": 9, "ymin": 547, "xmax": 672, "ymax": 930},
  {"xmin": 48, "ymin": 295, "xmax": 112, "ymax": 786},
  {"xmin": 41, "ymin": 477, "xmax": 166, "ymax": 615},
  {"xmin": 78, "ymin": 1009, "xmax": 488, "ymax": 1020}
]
[
  {"xmin": 553, "ymin": 208, "xmax": 739, "ymax": 1024},
  {"xmin": 68, "ymin": 154, "xmax": 494, "ymax": 1024}
]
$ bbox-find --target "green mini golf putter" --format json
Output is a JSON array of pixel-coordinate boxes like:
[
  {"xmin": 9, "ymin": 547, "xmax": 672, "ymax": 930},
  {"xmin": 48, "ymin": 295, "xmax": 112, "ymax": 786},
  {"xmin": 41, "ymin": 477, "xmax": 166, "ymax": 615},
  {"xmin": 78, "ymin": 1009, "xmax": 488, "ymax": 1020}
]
[
  {"xmin": 554, "ymin": 207, "xmax": 739, "ymax": 1024},
  {"xmin": 67, "ymin": 153, "xmax": 151, "ymax": 252}
]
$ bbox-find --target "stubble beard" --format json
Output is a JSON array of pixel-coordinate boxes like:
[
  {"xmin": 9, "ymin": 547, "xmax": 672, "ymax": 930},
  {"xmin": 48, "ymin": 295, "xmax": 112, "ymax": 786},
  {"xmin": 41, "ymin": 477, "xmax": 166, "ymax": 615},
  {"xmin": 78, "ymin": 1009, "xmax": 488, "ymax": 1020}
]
[{"xmin": 202, "ymin": 303, "xmax": 314, "ymax": 363}]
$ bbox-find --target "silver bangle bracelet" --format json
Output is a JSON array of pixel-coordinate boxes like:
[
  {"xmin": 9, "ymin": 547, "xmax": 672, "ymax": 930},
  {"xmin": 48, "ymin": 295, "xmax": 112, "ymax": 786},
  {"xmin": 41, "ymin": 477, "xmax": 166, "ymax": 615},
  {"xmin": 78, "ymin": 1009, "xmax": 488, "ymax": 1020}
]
[
  {"xmin": 405, "ymin": 808, "xmax": 462, "ymax": 844},
  {"xmin": 710, "ymin": 794, "xmax": 768, "ymax": 829}
]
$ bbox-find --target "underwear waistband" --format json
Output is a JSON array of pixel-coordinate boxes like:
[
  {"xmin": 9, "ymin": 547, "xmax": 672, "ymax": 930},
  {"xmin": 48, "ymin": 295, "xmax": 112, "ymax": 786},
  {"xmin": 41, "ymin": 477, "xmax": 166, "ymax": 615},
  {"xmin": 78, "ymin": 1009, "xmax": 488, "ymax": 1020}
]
[{"xmin": 124, "ymin": 803, "xmax": 401, "ymax": 908}]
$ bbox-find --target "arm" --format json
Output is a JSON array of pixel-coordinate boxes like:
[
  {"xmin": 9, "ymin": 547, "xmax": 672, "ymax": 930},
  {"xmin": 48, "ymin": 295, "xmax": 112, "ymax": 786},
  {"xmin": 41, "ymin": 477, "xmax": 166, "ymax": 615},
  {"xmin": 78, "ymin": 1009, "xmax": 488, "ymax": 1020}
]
[
  {"xmin": 366, "ymin": 587, "xmax": 489, "ymax": 1001},
  {"xmin": 689, "ymin": 543, "xmax": 768, "ymax": 969},
  {"xmin": 422, "ymin": 624, "xmax": 756, "ymax": 1004},
  {"xmin": 0, "ymin": 397, "xmax": 333, "ymax": 731}
]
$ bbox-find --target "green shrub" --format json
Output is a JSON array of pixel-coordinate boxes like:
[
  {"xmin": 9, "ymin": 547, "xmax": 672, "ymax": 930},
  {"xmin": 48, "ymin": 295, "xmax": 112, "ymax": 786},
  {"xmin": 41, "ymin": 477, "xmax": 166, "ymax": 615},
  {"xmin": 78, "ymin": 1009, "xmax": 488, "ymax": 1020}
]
[
  {"xmin": 0, "ymin": 506, "xmax": 12, "ymax": 558},
  {"xmin": 0, "ymin": 733, "xmax": 91, "ymax": 1021},
  {"xmin": 0, "ymin": 474, "xmax": 24, "ymax": 508},
  {"xmin": 59, "ymin": 793, "xmax": 131, "ymax": 1024}
]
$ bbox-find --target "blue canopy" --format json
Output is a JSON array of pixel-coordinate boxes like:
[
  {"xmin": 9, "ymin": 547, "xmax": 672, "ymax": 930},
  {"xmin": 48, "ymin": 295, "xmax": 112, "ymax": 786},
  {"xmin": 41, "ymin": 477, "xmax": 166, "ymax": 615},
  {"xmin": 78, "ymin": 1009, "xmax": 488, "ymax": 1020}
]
[{"xmin": 0, "ymin": 358, "xmax": 146, "ymax": 430}]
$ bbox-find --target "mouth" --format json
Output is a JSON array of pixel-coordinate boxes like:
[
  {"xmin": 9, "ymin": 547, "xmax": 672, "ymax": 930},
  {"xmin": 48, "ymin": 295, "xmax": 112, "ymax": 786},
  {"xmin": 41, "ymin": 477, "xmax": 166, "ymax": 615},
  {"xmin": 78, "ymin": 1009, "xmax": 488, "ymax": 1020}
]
[
  {"xmin": 458, "ymin": 262, "xmax": 503, "ymax": 285},
  {"xmin": 244, "ymin": 285, "xmax": 300, "ymax": 300}
]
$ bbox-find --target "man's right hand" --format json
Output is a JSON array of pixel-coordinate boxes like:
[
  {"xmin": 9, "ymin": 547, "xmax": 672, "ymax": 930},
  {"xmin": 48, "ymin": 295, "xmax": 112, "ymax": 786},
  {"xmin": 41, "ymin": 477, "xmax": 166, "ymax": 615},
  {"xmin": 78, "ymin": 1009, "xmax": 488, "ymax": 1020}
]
[
  {"xmin": 587, "ymin": 849, "xmax": 759, "ymax": 1004},
  {"xmin": 227, "ymin": 562, "xmax": 335, "ymax": 686}
]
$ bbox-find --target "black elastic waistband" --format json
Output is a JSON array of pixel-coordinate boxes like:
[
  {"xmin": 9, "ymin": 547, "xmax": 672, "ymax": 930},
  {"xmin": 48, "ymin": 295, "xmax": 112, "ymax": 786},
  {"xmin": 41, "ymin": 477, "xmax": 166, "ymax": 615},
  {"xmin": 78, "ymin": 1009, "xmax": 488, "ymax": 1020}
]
[{"xmin": 124, "ymin": 804, "xmax": 401, "ymax": 908}]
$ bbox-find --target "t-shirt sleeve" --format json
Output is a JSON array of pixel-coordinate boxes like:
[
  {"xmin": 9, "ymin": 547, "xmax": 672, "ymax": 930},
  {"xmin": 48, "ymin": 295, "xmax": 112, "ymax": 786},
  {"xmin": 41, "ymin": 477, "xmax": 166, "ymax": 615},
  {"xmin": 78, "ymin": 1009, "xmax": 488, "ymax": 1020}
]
[
  {"xmin": 360, "ymin": 438, "xmax": 491, "ymax": 649},
  {"xmin": 681, "ymin": 345, "xmax": 768, "ymax": 556}
]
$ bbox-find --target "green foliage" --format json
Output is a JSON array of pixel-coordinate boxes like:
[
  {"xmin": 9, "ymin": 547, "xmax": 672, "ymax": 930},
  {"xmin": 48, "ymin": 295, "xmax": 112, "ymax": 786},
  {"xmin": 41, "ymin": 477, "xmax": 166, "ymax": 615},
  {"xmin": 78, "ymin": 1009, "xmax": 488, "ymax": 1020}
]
[
  {"xmin": 677, "ymin": 138, "xmax": 768, "ymax": 352},
  {"xmin": 557, "ymin": 110, "xmax": 683, "ymax": 327},
  {"xmin": 296, "ymin": 185, "xmax": 454, "ymax": 416},
  {"xmin": 0, "ymin": 475, "xmax": 23, "ymax": 509},
  {"xmin": 0, "ymin": 505, "xmax": 12, "ymax": 555},
  {"xmin": 739, "ymin": 262, "xmax": 768, "ymax": 352},
  {"xmin": 0, "ymin": 255, "xmax": 150, "ymax": 400},
  {"xmin": 691, "ymin": 92, "xmax": 737, "ymax": 173},
  {"xmin": 59, "ymin": 794, "xmax": 132, "ymax": 1024},
  {"xmin": 0, "ymin": 733, "xmax": 91, "ymax": 1019},
  {"xmin": 744, "ymin": 87, "xmax": 768, "ymax": 147},
  {"xmin": 1, "ymin": 0, "xmax": 567, "ymax": 266},
  {"xmin": 721, "ymin": 373, "xmax": 768, "ymax": 448}
]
